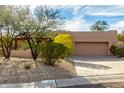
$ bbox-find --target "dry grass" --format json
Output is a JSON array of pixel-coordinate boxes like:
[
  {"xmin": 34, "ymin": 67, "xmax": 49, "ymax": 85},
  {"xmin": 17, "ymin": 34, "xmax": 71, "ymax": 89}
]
[{"xmin": 0, "ymin": 57, "xmax": 77, "ymax": 84}]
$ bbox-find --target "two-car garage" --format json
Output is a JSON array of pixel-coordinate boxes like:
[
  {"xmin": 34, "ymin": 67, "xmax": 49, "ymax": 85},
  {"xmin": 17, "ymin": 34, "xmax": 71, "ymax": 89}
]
[
  {"xmin": 75, "ymin": 42, "xmax": 108, "ymax": 56},
  {"xmin": 69, "ymin": 31, "xmax": 118, "ymax": 56}
]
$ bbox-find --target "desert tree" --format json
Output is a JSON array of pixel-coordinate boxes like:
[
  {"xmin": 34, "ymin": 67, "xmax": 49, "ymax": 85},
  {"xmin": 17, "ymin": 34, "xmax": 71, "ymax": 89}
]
[
  {"xmin": 90, "ymin": 20, "xmax": 110, "ymax": 32},
  {"xmin": 21, "ymin": 6, "xmax": 64, "ymax": 60},
  {"xmin": 0, "ymin": 6, "xmax": 27, "ymax": 59}
]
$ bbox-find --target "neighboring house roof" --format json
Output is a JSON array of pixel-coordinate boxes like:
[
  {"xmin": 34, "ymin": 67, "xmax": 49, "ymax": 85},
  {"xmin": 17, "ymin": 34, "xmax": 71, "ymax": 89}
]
[{"xmin": 15, "ymin": 32, "xmax": 52, "ymax": 41}]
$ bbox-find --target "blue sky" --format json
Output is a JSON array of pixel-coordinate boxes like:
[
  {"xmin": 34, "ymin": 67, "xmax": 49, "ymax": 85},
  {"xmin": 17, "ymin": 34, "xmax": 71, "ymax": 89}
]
[{"xmin": 32, "ymin": 5, "xmax": 124, "ymax": 33}]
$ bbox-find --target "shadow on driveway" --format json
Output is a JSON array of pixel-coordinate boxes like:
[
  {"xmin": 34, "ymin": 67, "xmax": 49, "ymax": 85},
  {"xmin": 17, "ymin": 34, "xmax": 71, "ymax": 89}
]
[{"xmin": 75, "ymin": 62, "xmax": 111, "ymax": 70}]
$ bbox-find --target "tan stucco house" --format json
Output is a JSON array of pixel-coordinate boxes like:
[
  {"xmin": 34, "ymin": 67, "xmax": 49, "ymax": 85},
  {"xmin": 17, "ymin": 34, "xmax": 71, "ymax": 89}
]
[
  {"xmin": 69, "ymin": 30, "xmax": 118, "ymax": 56},
  {"xmin": 11, "ymin": 30, "xmax": 118, "ymax": 57}
]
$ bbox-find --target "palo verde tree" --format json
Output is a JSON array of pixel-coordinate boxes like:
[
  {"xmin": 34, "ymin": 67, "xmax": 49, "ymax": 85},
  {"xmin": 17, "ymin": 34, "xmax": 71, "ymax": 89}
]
[
  {"xmin": 90, "ymin": 20, "xmax": 110, "ymax": 32},
  {"xmin": 0, "ymin": 6, "xmax": 24, "ymax": 59},
  {"xmin": 21, "ymin": 6, "xmax": 63, "ymax": 60}
]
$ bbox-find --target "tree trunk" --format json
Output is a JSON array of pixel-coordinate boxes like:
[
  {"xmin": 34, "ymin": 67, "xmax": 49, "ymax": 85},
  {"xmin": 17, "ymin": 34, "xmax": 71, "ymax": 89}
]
[
  {"xmin": 26, "ymin": 38, "xmax": 38, "ymax": 60},
  {"xmin": 0, "ymin": 38, "xmax": 13, "ymax": 60}
]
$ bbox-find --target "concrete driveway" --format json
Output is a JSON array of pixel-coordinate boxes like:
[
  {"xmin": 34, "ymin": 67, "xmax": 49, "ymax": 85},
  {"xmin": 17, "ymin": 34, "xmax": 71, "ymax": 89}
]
[{"xmin": 69, "ymin": 56, "xmax": 124, "ymax": 84}]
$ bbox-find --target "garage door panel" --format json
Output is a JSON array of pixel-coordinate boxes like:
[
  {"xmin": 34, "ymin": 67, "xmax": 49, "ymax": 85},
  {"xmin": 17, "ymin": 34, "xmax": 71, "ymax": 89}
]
[{"xmin": 75, "ymin": 42, "xmax": 108, "ymax": 56}]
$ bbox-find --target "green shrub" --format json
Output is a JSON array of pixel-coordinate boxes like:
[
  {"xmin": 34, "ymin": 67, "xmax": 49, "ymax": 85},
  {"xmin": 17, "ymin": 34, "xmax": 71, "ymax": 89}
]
[
  {"xmin": 40, "ymin": 42, "xmax": 68, "ymax": 66},
  {"xmin": 110, "ymin": 45, "xmax": 124, "ymax": 58},
  {"xmin": 116, "ymin": 48, "xmax": 124, "ymax": 58},
  {"xmin": 109, "ymin": 45, "xmax": 118, "ymax": 56}
]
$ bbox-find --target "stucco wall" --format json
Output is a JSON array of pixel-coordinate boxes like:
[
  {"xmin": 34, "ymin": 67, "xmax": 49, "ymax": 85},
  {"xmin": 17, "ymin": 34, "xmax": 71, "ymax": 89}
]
[
  {"xmin": 10, "ymin": 30, "xmax": 118, "ymax": 57},
  {"xmin": 68, "ymin": 30, "xmax": 118, "ymax": 55},
  {"xmin": 11, "ymin": 49, "xmax": 32, "ymax": 58},
  {"xmin": 69, "ymin": 30, "xmax": 118, "ymax": 43}
]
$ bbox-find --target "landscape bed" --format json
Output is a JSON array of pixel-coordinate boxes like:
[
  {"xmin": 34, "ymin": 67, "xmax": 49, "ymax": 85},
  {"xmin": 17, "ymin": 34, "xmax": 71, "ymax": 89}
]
[{"xmin": 0, "ymin": 57, "xmax": 77, "ymax": 84}]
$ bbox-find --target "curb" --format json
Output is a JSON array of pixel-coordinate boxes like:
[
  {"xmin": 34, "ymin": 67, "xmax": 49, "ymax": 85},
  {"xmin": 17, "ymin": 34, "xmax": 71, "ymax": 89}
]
[{"xmin": 1, "ymin": 74, "xmax": 124, "ymax": 88}]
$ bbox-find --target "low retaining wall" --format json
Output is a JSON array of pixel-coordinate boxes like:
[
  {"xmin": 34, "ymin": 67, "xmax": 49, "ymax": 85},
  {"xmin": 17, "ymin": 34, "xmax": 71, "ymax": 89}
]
[{"xmin": 11, "ymin": 49, "xmax": 32, "ymax": 58}]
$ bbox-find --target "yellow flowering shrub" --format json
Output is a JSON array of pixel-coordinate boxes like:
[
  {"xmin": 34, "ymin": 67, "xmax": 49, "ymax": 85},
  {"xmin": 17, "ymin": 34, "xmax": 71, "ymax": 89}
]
[{"xmin": 54, "ymin": 33, "xmax": 74, "ymax": 55}]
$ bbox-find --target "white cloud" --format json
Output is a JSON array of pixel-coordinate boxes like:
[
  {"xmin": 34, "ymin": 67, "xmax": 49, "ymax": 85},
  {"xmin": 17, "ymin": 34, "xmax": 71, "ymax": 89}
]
[
  {"xmin": 31, "ymin": 5, "xmax": 124, "ymax": 16},
  {"xmin": 72, "ymin": 6, "xmax": 82, "ymax": 16},
  {"xmin": 91, "ymin": 12, "xmax": 124, "ymax": 16},
  {"xmin": 84, "ymin": 6, "xmax": 124, "ymax": 16},
  {"xmin": 116, "ymin": 21, "xmax": 124, "ymax": 28},
  {"xmin": 69, "ymin": 5, "xmax": 124, "ymax": 16},
  {"xmin": 110, "ymin": 20, "xmax": 124, "ymax": 33},
  {"xmin": 64, "ymin": 17, "xmax": 90, "ymax": 31},
  {"xmin": 115, "ymin": 21, "xmax": 124, "ymax": 32}
]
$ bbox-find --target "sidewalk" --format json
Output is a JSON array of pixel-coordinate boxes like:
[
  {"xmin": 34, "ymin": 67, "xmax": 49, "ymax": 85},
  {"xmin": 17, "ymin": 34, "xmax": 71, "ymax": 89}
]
[
  {"xmin": 0, "ymin": 80, "xmax": 56, "ymax": 88},
  {"xmin": 56, "ymin": 73, "xmax": 124, "ymax": 87},
  {"xmin": 1, "ymin": 73, "xmax": 124, "ymax": 88}
]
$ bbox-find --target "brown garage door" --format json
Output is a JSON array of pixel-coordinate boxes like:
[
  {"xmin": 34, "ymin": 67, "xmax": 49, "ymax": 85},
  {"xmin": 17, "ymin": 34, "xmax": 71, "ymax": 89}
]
[{"xmin": 75, "ymin": 42, "xmax": 108, "ymax": 56}]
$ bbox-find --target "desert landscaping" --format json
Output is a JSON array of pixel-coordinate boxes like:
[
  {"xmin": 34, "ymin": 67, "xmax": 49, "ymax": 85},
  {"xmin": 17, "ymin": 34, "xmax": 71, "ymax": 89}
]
[{"xmin": 0, "ymin": 57, "xmax": 77, "ymax": 84}]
